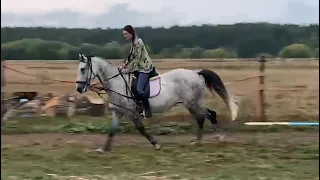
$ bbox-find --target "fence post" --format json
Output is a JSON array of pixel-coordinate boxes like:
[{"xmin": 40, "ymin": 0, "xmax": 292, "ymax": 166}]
[
  {"xmin": 256, "ymin": 56, "xmax": 266, "ymax": 121},
  {"xmin": 1, "ymin": 60, "xmax": 6, "ymax": 87}
]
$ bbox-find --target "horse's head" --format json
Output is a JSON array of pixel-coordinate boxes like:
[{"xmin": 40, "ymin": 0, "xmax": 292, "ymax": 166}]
[{"xmin": 76, "ymin": 53, "xmax": 98, "ymax": 94}]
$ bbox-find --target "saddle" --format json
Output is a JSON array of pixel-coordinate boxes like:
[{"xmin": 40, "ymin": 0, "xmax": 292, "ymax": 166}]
[{"xmin": 131, "ymin": 67, "xmax": 161, "ymax": 100}]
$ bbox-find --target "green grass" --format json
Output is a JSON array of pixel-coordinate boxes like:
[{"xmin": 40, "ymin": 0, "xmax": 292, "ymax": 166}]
[
  {"xmin": 1, "ymin": 115, "xmax": 319, "ymax": 135},
  {"xmin": 1, "ymin": 133, "xmax": 319, "ymax": 180}
]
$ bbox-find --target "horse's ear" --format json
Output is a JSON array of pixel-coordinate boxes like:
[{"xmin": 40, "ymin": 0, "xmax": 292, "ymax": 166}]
[
  {"xmin": 78, "ymin": 53, "xmax": 87, "ymax": 63},
  {"xmin": 78, "ymin": 54, "xmax": 84, "ymax": 62}
]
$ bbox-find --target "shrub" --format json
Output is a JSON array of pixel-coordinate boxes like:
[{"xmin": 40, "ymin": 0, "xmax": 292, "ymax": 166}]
[
  {"xmin": 202, "ymin": 48, "xmax": 235, "ymax": 58},
  {"xmin": 313, "ymin": 48, "xmax": 319, "ymax": 58},
  {"xmin": 175, "ymin": 48, "xmax": 193, "ymax": 58},
  {"xmin": 1, "ymin": 38, "xmax": 73, "ymax": 60},
  {"xmin": 101, "ymin": 41, "xmax": 125, "ymax": 59},
  {"xmin": 278, "ymin": 44, "xmax": 313, "ymax": 58},
  {"xmin": 78, "ymin": 43, "xmax": 102, "ymax": 56},
  {"xmin": 175, "ymin": 46, "xmax": 204, "ymax": 59}
]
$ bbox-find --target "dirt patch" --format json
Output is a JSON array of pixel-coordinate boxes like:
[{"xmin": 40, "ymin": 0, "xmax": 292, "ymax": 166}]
[{"xmin": 26, "ymin": 66, "xmax": 70, "ymax": 69}]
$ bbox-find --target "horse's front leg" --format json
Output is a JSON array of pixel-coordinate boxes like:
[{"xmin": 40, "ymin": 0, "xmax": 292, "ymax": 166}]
[
  {"xmin": 131, "ymin": 116, "xmax": 161, "ymax": 150},
  {"xmin": 96, "ymin": 110, "xmax": 122, "ymax": 153}
]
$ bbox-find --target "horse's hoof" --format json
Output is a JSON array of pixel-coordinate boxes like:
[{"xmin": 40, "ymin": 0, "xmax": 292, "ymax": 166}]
[
  {"xmin": 190, "ymin": 140, "xmax": 202, "ymax": 146},
  {"xmin": 95, "ymin": 148, "xmax": 105, "ymax": 154},
  {"xmin": 213, "ymin": 134, "xmax": 225, "ymax": 142},
  {"xmin": 154, "ymin": 144, "xmax": 162, "ymax": 150}
]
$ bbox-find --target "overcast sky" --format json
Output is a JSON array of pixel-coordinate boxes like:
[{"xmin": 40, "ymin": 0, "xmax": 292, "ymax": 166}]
[{"xmin": 1, "ymin": 0, "xmax": 319, "ymax": 28}]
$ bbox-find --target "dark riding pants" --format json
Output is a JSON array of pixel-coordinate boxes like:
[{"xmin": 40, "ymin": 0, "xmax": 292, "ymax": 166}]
[{"xmin": 136, "ymin": 72, "xmax": 150, "ymax": 99}]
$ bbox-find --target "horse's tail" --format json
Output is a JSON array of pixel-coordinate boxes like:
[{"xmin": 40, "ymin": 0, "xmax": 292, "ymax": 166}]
[{"xmin": 197, "ymin": 69, "xmax": 238, "ymax": 121}]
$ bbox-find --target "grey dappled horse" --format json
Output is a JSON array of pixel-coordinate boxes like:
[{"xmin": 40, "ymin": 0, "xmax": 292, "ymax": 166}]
[{"xmin": 76, "ymin": 54, "xmax": 238, "ymax": 152}]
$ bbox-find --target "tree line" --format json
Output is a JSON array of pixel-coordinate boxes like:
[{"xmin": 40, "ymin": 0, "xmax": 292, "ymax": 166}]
[{"xmin": 1, "ymin": 23, "xmax": 319, "ymax": 60}]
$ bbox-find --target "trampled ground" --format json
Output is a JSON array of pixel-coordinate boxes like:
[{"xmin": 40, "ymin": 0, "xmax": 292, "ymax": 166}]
[{"xmin": 1, "ymin": 132, "xmax": 319, "ymax": 180}]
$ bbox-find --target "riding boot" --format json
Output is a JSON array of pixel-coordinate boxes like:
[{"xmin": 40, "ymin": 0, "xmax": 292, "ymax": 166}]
[{"xmin": 140, "ymin": 94, "xmax": 152, "ymax": 118}]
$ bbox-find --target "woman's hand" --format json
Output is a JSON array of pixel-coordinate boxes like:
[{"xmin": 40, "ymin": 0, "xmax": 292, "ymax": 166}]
[{"xmin": 120, "ymin": 66, "xmax": 128, "ymax": 73}]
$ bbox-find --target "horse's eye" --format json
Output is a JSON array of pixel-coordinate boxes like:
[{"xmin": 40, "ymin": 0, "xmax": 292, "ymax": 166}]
[{"xmin": 80, "ymin": 68, "xmax": 85, "ymax": 72}]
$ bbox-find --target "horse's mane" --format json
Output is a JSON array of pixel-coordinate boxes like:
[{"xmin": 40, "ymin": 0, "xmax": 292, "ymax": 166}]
[{"xmin": 90, "ymin": 55, "xmax": 113, "ymax": 65}]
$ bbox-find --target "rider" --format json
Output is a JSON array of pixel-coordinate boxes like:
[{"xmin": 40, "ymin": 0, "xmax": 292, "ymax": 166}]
[{"xmin": 122, "ymin": 25, "xmax": 154, "ymax": 118}]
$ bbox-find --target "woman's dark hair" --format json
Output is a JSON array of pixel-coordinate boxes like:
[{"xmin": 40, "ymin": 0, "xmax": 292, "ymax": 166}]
[{"xmin": 123, "ymin": 25, "xmax": 136, "ymax": 42}]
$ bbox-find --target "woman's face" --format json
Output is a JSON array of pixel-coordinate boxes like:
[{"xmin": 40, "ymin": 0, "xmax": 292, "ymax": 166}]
[{"xmin": 123, "ymin": 30, "xmax": 132, "ymax": 41}]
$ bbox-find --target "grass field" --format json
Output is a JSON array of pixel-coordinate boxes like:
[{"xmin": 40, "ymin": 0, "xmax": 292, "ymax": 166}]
[{"xmin": 1, "ymin": 59, "xmax": 319, "ymax": 179}]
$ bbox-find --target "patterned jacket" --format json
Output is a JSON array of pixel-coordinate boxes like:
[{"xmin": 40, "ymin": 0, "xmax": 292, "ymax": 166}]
[{"xmin": 124, "ymin": 37, "xmax": 153, "ymax": 73}]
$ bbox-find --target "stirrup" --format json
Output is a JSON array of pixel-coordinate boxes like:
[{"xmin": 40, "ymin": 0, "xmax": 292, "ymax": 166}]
[
  {"xmin": 136, "ymin": 104, "xmax": 146, "ymax": 119},
  {"xmin": 140, "ymin": 111, "xmax": 147, "ymax": 119}
]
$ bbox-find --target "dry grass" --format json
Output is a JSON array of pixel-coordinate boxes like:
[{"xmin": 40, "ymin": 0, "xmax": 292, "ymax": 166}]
[{"xmin": 2, "ymin": 59, "xmax": 319, "ymax": 122}]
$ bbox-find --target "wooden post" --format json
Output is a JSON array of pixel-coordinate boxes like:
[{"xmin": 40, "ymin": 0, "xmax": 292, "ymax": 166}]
[
  {"xmin": 1, "ymin": 60, "xmax": 6, "ymax": 87},
  {"xmin": 256, "ymin": 56, "xmax": 266, "ymax": 121}
]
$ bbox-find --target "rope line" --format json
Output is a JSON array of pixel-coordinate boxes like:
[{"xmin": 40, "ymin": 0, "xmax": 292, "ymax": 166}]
[
  {"xmin": 5, "ymin": 65, "xmax": 318, "ymax": 92},
  {"xmin": 3, "ymin": 65, "xmax": 260, "ymax": 86},
  {"xmin": 3, "ymin": 65, "xmax": 76, "ymax": 84}
]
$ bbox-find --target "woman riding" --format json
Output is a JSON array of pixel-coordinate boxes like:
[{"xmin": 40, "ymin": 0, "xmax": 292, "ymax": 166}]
[{"xmin": 122, "ymin": 25, "xmax": 154, "ymax": 118}]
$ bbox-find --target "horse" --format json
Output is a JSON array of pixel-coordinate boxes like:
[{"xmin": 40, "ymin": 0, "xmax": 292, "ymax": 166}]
[{"xmin": 76, "ymin": 54, "xmax": 239, "ymax": 153}]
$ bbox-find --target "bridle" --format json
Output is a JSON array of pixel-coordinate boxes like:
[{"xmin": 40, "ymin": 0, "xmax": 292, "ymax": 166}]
[
  {"xmin": 75, "ymin": 55, "xmax": 97, "ymax": 90},
  {"xmin": 76, "ymin": 55, "xmax": 140, "ymax": 113}
]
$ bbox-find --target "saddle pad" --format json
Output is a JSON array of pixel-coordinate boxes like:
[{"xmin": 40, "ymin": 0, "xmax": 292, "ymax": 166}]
[{"xmin": 149, "ymin": 77, "xmax": 161, "ymax": 98}]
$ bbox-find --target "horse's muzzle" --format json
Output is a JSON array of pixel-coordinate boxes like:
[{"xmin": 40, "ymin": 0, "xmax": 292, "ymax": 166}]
[{"xmin": 76, "ymin": 83, "xmax": 87, "ymax": 94}]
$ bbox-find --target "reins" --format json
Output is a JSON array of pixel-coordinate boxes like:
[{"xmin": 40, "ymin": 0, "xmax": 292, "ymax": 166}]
[{"xmin": 77, "ymin": 56, "xmax": 140, "ymax": 113}]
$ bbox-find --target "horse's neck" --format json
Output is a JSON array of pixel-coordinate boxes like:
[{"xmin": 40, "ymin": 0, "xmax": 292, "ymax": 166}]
[
  {"xmin": 95, "ymin": 58, "xmax": 130, "ymax": 88},
  {"xmin": 97, "ymin": 59, "xmax": 117, "ymax": 78}
]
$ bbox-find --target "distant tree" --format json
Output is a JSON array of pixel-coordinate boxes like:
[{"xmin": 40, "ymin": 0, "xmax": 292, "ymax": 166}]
[
  {"xmin": 1, "ymin": 23, "xmax": 319, "ymax": 59},
  {"xmin": 256, "ymin": 53, "xmax": 274, "ymax": 58},
  {"xmin": 236, "ymin": 38, "xmax": 278, "ymax": 58}
]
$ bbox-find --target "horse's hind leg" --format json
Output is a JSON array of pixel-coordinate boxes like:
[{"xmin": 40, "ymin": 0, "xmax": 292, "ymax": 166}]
[
  {"xmin": 188, "ymin": 107, "xmax": 206, "ymax": 145},
  {"xmin": 206, "ymin": 108, "xmax": 222, "ymax": 132},
  {"xmin": 206, "ymin": 108, "xmax": 225, "ymax": 141}
]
